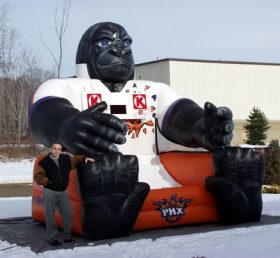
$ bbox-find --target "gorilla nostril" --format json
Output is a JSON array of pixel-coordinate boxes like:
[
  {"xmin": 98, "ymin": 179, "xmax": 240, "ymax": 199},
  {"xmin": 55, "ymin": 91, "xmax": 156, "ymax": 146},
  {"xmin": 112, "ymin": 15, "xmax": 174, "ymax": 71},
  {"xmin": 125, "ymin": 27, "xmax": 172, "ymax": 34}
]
[
  {"xmin": 110, "ymin": 47, "xmax": 122, "ymax": 56},
  {"xmin": 123, "ymin": 49, "xmax": 131, "ymax": 56}
]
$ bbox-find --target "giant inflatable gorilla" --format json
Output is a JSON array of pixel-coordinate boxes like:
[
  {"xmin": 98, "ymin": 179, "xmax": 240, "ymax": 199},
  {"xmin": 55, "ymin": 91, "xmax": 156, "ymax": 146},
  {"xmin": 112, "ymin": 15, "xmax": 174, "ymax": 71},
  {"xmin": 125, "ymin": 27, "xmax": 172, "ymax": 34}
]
[{"xmin": 29, "ymin": 22, "xmax": 265, "ymax": 240}]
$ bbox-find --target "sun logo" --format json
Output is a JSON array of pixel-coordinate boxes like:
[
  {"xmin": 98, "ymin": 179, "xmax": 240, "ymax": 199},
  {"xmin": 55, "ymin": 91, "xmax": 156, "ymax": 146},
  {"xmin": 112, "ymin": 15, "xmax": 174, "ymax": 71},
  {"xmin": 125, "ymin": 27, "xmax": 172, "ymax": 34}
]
[{"xmin": 153, "ymin": 194, "xmax": 192, "ymax": 223}]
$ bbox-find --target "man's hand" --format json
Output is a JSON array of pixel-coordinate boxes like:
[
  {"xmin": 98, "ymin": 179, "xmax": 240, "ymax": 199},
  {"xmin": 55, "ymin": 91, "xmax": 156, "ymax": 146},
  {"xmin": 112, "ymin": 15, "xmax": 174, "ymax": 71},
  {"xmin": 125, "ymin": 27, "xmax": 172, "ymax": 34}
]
[
  {"xmin": 85, "ymin": 157, "xmax": 95, "ymax": 163},
  {"xmin": 205, "ymin": 147, "xmax": 265, "ymax": 224},
  {"xmin": 59, "ymin": 101, "xmax": 128, "ymax": 156},
  {"xmin": 193, "ymin": 102, "xmax": 234, "ymax": 151},
  {"xmin": 77, "ymin": 153, "xmax": 150, "ymax": 240}
]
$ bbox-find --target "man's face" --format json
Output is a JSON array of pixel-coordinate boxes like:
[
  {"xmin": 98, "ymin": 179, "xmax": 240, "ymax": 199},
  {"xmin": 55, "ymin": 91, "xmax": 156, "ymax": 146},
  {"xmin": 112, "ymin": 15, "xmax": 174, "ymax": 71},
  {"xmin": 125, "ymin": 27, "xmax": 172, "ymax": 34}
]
[
  {"xmin": 87, "ymin": 23, "xmax": 134, "ymax": 82},
  {"xmin": 51, "ymin": 144, "xmax": 62, "ymax": 158}
]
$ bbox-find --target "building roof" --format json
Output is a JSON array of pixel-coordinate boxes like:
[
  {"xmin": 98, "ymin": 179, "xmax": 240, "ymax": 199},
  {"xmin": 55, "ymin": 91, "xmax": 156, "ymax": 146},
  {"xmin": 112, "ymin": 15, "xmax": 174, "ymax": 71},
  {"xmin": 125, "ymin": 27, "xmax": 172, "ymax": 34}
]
[{"xmin": 135, "ymin": 58, "xmax": 280, "ymax": 67}]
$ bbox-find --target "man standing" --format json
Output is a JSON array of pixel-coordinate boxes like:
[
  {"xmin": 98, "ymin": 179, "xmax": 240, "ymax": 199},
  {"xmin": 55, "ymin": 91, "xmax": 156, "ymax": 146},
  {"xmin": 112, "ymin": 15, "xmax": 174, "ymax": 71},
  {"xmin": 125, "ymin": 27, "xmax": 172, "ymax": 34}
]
[{"xmin": 34, "ymin": 143, "xmax": 93, "ymax": 246}]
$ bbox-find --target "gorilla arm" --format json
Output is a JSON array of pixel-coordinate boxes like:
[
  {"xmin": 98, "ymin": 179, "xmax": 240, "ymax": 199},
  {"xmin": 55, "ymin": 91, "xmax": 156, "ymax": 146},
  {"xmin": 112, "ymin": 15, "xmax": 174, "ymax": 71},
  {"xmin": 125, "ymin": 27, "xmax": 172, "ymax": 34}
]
[
  {"xmin": 29, "ymin": 97, "xmax": 127, "ymax": 156},
  {"xmin": 160, "ymin": 98, "xmax": 234, "ymax": 151}
]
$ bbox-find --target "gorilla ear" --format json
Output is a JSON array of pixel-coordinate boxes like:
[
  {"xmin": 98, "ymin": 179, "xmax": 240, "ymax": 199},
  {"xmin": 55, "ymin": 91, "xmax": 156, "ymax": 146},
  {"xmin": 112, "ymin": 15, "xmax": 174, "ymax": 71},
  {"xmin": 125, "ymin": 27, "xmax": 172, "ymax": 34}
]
[
  {"xmin": 76, "ymin": 41, "xmax": 92, "ymax": 65},
  {"xmin": 76, "ymin": 23, "xmax": 99, "ymax": 65}
]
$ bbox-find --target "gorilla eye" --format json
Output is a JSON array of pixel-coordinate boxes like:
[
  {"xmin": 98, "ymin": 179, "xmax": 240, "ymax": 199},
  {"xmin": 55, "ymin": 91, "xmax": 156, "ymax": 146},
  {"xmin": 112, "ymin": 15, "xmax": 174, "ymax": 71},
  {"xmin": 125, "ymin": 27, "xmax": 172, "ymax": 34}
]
[
  {"xmin": 97, "ymin": 39, "xmax": 112, "ymax": 48},
  {"xmin": 123, "ymin": 40, "xmax": 131, "ymax": 48}
]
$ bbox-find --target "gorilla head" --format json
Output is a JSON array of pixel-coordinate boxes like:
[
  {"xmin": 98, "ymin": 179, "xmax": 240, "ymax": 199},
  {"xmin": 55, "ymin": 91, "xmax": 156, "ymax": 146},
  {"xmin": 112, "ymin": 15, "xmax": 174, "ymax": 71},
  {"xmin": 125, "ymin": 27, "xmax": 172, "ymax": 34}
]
[{"xmin": 76, "ymin": 22, "xmax": 135, "ymax": 92}]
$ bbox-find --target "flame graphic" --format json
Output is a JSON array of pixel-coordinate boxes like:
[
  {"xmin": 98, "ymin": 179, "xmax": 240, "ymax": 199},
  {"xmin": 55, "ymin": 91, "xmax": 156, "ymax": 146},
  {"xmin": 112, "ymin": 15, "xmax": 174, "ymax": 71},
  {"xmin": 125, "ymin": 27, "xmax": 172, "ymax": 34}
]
[{"xmin": 126, "ymin": 119, "xmax": 154, "ymax": 138}]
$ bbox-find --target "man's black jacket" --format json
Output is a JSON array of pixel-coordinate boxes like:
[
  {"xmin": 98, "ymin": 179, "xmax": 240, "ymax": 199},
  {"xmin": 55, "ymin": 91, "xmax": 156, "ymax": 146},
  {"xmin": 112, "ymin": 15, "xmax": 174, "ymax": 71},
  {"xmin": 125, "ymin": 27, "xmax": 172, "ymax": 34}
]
[{"xmin": 34, "ymin": 153, "xmax": 84, "ymax": 191}]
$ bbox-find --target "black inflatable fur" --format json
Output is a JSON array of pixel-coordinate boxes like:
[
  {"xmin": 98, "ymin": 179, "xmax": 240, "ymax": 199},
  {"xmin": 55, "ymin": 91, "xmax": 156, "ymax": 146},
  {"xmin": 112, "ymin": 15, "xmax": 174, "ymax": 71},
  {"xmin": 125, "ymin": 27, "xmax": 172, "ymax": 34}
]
[
  {"xmin": 77, "ymin": 153, "xmax": 150, "ymax": 240},
  {"xmin": 206, "ymin": 147, "xmax": 265, "ymax": 224},
  {"xmin": 162, "ymin": 99, "xmax": 234, "ymax": 151},
  {"xmin": 29, "ymin": 99, "xmax": 127, "ymax": 155}
]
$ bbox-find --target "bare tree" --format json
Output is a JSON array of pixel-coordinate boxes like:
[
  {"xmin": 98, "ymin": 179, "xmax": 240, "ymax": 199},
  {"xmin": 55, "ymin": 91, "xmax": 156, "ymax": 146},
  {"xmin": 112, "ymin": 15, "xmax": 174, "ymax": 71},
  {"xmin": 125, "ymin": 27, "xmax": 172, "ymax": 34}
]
[
  {"xmin": 0, "ymin": 0, "xmax": 19, "ymax": 143},
  {"xmin": 0, "ymin": 0, "xmax": 54, "ymax": 155},
  {"xmin": 39, "ymin": 0, "xmax": 72, "ymax": 78},
  {"xmin": 8, "ymin": 48, "xmax": 39, "ymax": 143}
]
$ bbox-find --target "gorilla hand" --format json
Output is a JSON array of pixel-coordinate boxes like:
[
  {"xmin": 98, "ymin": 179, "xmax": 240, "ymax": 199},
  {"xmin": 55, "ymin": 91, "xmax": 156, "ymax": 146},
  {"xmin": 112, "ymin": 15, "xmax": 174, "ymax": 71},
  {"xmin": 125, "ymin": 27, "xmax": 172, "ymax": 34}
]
[
  {"xmin": 29, "ymin": 97, "xmax": 127, "ymax": 154},
  {"xmin": 193, "ymin": 102, "xmax": 234, "ymax": 151},
  {"xmin": 205, "ymin": 147, "xmax": 265, "ymax": 224},
  {"xmin": 59, "ymin": 101, "xmax": 128, "ymax": 156},
  {"xmin": 77, "ymin": 153, "xmax": 150, "ymax": 240},
  {"xmin": 161, "ymin": 99, "xmax": 233, "ymax": 151}
]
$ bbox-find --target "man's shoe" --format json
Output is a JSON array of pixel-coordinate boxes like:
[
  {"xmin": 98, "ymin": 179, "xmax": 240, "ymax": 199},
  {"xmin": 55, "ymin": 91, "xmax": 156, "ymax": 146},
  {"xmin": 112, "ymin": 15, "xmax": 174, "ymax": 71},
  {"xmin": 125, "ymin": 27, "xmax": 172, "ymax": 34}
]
[
  {"xmin": 64, "ymin": 237, "xmax": 75, "ymax": 243},
  {"xmin": 48, "ymin": 239, "xmax": 62, "ymax": 246}
]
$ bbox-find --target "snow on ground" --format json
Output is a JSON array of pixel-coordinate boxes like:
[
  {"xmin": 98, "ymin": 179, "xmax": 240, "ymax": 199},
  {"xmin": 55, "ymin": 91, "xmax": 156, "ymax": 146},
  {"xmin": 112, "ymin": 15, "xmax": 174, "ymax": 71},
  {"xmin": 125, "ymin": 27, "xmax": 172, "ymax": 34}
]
[
  {"xmin": 0, "ymin": 159, "xmax": 34, "ymax": 184},
  {"xmin": 0, "ymin": 197, "xmax": 32, "ymax": 219},
  {"xmin": 0, "ymin": 160, "xmax": 280, "ymax": 257}
]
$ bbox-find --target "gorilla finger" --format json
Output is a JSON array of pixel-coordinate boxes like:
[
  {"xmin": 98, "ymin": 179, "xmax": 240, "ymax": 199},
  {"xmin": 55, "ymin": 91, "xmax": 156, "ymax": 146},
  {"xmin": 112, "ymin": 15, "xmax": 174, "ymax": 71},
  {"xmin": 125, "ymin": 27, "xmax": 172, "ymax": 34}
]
[
  {"xmin": 214, "ymin": 134, "xmax": 232, "ymax": 146},
  {"xmin": 225, "ymin": 121, "xmax": 234, "ymax": 133},
  {"xmin": 204, "ymin": 102, "xmax": 217, "ymax": 116},
  {"xmin": 84, "ymin": 134, "xmax": 120, "ymax": 153},
  {"xmin": 246, "ymin": 150, "xmax": 265, "ymax": 183},
  {"xmin": 214, "ymin": 120, "xmax": 234, "ymax": 135},
  {"xmin": 249, "ymin": 150, "xmax": 264, "ymax": 163},
  {"xmin": 75, "ymin": 131, "xmax": 121, "ymax": 153},
  {"xmin": 80, "ymin": 101, "xmax": 108, "ymax": 117},
  {"xmin": 257, "ymin": 156, "xmax": 265, "ymax": 183},
  {"xmin": 235, "ymin": 148, "xmax": 247, "ymax": 163},
  {"xmin": 125, "ymin": 155, "xmax": 139, "ymax": 171},
  {"xmin": 244, "ymin": 148, "xmax": 255, "ymax": 161},
  {"xmin": 221, "ymin": 147, "xmax": 238, "ymax": 161},
  {"xmin": 244, "ymin": 149, "xmax": 260, "ymax": 179},
  {"xmin": 111, "ymin": 153, "xmax": 129, "ymax": 176},
  {"xmin": 78, "ymin": 162, "xmax": 101, "ymax": 179},
  {"xmin": 83, "ymin": 121, "xmax": 126, "ymax": 144},
  {"xmin": 88, "ymin": 151, "xmax": 107, "ymax": 162},
  {"xmin": 91, "ymin": 112, "xmax": 128, "ymax": 134},
  {"xmin": 216, "ymin": 107, "xmax": 233, "ymax": 120},
  {"xmin": 213, "ymin": 147, "xmax": 236, "ymax": 175},
  {"xmin": 125, "ymin": 155, "xmax": 140, "ymax": 188},
  {"xmin": 63, "ymin": 141, "xmax": 91, "ymax": 156}
]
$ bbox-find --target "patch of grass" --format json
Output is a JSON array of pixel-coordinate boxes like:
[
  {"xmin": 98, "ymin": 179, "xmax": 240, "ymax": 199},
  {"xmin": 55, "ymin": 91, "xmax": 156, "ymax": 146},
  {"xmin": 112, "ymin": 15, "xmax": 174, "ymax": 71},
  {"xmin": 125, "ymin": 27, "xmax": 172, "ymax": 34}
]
[
  {"xmin": 262, "ymin": 185, "xmax": 280, "ymax": 194},
  {"xmin": 0, "ymin": 144, "xmax": 48, "ymax": 161}
]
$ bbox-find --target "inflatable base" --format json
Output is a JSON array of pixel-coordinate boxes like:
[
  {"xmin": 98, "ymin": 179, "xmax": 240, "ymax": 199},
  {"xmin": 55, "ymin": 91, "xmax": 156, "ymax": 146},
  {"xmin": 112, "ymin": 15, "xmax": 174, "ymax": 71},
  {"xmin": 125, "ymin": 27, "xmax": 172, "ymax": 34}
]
[{"xmin": 32, "ymin": 152, "xmax": 219, "ymax": 236}]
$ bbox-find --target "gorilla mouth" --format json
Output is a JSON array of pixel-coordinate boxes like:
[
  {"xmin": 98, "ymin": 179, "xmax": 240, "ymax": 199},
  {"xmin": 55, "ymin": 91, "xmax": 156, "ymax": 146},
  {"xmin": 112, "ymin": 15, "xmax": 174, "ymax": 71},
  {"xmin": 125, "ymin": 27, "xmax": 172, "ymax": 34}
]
[{"xmin": 97, "ymin": 60, "xmax": 132, "ymax": 68}]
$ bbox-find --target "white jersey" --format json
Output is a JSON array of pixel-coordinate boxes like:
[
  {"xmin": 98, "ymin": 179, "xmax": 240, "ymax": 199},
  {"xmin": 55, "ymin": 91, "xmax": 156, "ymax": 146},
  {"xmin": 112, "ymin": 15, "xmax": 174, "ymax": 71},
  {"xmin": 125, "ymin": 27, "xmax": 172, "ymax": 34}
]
[{"xmin": 32, "ymin": 78, "xmax": 190, "ymax": 189}]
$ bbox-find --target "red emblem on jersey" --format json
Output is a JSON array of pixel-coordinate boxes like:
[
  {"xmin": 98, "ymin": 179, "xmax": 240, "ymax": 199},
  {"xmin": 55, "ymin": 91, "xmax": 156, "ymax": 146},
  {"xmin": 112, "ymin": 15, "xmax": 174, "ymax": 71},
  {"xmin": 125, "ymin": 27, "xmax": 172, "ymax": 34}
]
[
  {"xmin": 87, "ymin": 93, "xmax": 102, "ymax": 107},
  {"xmin": 133, "ymin": 94, "xmax": 147, "ymax": 109}
]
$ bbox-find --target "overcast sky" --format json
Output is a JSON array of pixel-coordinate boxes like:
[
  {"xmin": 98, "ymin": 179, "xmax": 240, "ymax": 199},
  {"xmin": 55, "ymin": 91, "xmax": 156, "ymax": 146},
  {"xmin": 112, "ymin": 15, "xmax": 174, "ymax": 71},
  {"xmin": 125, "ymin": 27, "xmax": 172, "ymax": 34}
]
[{"xmin": 7, "ymin": 0, "xmax": 280, "ymax": 77}]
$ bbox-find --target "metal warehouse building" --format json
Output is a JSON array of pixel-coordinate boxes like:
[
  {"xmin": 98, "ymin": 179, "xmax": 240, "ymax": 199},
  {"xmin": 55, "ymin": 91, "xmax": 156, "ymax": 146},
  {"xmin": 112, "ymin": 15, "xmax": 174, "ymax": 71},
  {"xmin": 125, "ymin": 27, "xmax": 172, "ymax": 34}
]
[{"xmin": 135, "ymin": 58, "xmax": 280, "ymax": 145}]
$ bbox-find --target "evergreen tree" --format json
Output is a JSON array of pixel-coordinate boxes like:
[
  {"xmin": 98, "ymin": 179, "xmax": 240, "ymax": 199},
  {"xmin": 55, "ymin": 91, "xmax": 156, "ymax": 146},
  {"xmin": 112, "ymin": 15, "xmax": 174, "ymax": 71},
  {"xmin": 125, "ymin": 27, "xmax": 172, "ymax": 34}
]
[
  {"xmin": 264, "ymin": 140, "xmax": 280, "ymax": 185},
  {"xmin": 243, "ymin": 107, "xmax": 270, "ymax": 145}
]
